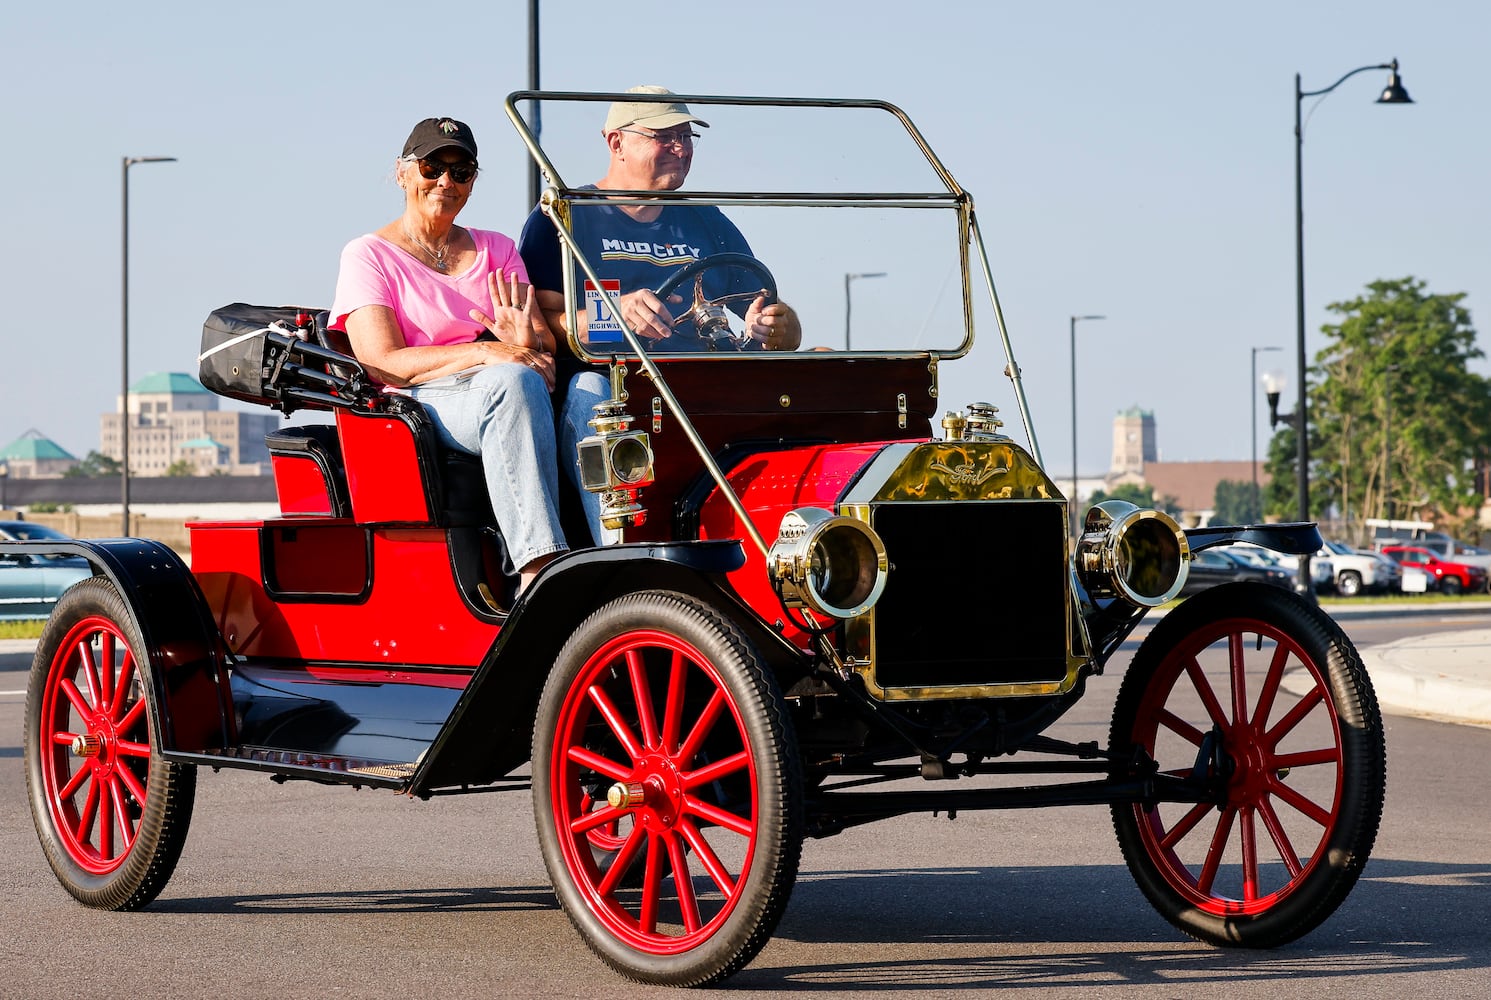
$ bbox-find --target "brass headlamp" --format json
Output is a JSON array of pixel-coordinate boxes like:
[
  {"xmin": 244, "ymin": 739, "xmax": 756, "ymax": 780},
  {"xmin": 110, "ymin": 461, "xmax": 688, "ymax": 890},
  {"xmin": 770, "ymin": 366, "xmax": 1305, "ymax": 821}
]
[
  {"xmin": 767, "ymin": 508, "xmax": 889, "ymax": 619},
  {"xmin": 576, "ymin": 399, "xmax": 655, "ymax": 530}
]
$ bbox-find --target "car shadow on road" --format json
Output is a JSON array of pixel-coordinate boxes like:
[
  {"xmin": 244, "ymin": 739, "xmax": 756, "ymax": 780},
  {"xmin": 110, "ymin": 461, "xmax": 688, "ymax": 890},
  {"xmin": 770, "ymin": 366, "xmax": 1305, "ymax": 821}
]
[
  {"xmin": 725, "ymin": 857, "xmax": 1488, "ymax": 990},
  {"xmin": 151, "ymin": 884, "xmax": 557, "ymax": 916}
]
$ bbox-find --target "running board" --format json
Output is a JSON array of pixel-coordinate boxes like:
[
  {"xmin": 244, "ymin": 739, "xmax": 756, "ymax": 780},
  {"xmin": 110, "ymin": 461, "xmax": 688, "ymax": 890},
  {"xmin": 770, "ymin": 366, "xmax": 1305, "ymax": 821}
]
[{"xmin": 165, "ymin": 746, "xmax": 419, "ymax": 789}]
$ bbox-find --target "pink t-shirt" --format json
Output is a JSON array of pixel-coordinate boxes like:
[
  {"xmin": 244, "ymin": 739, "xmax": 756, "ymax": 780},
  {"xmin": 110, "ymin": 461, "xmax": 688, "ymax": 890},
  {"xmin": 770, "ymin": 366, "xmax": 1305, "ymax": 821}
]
[{"xmin": 328, "ymin": 228, "xmax": 529, "ymax": 346}]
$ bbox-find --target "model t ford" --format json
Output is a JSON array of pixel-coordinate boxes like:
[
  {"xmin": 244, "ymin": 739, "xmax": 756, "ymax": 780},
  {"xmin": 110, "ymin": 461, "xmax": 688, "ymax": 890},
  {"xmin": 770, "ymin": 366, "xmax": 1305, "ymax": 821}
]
[{"xmin": 6, "ymin": 92, "xmax": 1384, "ymax": 986}]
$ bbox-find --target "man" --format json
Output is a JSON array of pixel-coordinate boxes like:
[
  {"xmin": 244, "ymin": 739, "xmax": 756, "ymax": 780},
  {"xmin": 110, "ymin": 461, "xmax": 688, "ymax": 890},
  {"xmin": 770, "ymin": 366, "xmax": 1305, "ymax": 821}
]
[
  {"xmin": 519, "ymin": 85, "xmax": 802, "ymax": 354},
  {"xmin": 518, "ymin": 85, "xmax": 803, "ymax": 543}
]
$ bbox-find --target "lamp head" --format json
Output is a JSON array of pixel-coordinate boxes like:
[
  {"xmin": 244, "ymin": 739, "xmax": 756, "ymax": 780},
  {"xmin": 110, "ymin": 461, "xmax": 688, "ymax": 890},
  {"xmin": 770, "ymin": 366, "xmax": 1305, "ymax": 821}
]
[{"xmin": 1376, "ymin": 59, "xmax": 1413, "ymax": 104}]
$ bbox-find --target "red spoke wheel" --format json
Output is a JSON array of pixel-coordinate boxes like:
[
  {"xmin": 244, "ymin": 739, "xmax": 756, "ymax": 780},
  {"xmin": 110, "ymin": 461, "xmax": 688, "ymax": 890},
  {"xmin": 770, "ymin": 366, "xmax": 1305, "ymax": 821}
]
[
  {"xmin": 532, "ymin": 591, "xmax": 802, "ymax": 986},
  {"xmin": 24, "ymin": 578, "xmax": 196, "ymax": 910},
  {"xmin": 1110, "ymin": 582, "xmax": 1385, "ymax": 946}
]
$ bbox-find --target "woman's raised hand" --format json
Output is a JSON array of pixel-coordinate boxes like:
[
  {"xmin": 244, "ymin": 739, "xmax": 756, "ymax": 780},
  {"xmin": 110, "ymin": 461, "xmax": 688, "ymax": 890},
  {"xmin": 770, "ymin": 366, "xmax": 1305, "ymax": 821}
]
[{"xmin": 470, "ymin": 272, "xmax": 554, "ymax": 352}]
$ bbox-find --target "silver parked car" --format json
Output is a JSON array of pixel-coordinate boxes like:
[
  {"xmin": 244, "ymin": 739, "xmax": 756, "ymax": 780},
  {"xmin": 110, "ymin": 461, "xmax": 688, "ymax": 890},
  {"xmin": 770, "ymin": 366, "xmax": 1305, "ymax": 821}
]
[{"xmin": 0, "ymin": 521, "xmax": 92, "ymax": 620}]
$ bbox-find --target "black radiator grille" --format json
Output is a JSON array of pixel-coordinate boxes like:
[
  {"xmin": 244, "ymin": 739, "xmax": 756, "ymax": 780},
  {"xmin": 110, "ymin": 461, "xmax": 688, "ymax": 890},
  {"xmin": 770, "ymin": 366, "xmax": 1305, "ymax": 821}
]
[{"xmin": 869, "ymin": 500, "xmax": 1071, "ymax": 690}]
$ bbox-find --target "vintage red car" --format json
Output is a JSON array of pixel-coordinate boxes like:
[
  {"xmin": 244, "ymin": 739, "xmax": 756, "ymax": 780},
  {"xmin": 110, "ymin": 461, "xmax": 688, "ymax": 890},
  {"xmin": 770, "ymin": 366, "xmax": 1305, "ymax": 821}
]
[{"xmin": 4, "ymin": 91, "xmax": 1386, "ymax": 987}]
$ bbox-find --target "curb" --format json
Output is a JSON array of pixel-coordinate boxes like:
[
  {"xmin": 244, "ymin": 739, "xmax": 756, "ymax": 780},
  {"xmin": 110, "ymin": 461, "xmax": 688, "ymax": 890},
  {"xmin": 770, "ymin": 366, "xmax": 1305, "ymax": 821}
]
[{"xmin": 1359, "ymin": 629, "xmax": 1491, "ymax": 729}]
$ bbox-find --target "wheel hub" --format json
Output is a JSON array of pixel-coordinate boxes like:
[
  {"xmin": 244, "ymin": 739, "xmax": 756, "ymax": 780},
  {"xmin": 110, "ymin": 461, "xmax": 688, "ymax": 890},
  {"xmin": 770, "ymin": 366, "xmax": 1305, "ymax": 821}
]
[
  {"xmin": 612, "ymin": 753, "xmax": 685, "ymax": 828},
  {"xmin": 71, "ymin": 733, "xmax": 103, "ymax": 758},
  {"xmin": 1225, "ymin": 727, "xmax": 1274, "ymax": 803}
]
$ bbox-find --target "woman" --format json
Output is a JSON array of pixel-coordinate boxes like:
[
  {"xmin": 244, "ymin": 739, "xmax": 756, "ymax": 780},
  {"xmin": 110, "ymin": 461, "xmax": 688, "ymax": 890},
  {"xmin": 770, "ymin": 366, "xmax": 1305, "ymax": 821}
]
[{"xmin": 329, "ymin": 117, "xmax": 566, "ymax": 595}]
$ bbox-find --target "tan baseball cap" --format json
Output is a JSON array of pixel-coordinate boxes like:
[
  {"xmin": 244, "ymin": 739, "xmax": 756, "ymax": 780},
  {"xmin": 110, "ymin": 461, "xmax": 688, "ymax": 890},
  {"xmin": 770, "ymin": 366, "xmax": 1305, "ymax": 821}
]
[{"xmin": 602, "ymin": 85, "xmax": 710, "ymax": 135}]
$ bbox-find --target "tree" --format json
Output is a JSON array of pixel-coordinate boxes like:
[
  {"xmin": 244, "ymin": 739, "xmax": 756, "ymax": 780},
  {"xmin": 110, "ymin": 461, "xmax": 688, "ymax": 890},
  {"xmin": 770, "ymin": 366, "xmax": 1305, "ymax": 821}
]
[
  {"xmin": 62, "ymin": 451, "xmax": 121, "ymax": 478},
  {"xmin": 1212, "ymin": 479, "xmax": 1261, "ymax": 525},
  {"xmin": 164, "ymin": 460, "xmax": 196, "ymax": 478},
  {"xmin": 1087, "ymin": 482, "xmax": 1182, "ymax": 516},
  {"xmin": 1298, "ymin": 277, "xmax": 1491, "ymax": 533}
]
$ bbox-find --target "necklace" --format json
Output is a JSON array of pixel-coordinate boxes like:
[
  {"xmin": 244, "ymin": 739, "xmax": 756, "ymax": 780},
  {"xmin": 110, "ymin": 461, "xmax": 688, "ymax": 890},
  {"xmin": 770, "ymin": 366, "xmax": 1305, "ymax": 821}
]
[{"xmin": 404, "ymin": 224, "xmax": 451, "ymax": 272}]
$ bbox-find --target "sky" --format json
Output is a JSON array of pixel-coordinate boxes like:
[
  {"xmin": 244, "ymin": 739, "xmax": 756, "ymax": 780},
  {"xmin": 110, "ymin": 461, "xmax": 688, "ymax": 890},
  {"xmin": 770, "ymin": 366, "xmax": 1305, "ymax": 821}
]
[{"xmin": 3, "ymin": 0, "xmax": 1488, "ymax": 482}]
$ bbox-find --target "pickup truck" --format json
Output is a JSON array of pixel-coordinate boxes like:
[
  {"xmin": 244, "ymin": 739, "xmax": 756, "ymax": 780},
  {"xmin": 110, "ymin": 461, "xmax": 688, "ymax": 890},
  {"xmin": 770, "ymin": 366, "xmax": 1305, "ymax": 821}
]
[{"xmin": 1320, "ymin": 539, "xmax": 1402, "ymax": 597}]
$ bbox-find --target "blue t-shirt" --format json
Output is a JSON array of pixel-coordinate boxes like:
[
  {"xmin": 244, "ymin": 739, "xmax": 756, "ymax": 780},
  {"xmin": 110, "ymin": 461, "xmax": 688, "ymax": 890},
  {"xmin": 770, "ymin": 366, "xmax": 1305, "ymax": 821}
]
[{"xmin": 518, "ymin": 190, "xmax": 761, "ymax": 354}]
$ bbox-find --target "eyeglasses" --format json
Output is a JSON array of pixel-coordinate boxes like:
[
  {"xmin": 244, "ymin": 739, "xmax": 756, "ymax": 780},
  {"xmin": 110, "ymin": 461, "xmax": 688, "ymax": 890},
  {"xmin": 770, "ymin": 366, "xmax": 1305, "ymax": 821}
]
[
  {"xmin": 618, "ymin": 127, "xmax": 700, "ymax": 150},
  {"xmin": 411, "ymin": 157, "xmax": 479, "ymax": 183}
]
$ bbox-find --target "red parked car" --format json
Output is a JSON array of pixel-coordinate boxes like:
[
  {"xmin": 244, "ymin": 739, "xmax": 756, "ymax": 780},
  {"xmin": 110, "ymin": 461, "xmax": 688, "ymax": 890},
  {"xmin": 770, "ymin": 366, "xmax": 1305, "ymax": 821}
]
[
  {"xmin": 1381, "ymin": 545, "xmax": 1489, "ymax": 594},
  {"xmin": 2, "ymin": 91, "xmax": 1387, "ymax": 987}
]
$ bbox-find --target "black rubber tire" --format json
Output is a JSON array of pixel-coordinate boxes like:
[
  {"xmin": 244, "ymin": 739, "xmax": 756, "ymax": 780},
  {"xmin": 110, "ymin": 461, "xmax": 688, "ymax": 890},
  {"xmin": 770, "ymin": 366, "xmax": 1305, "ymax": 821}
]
[
  {"xmin": 1109, "ymin": 582, "xmax": 1385, "ymax": 947},
  {"xmin": 1336, "ymin": 571, "xmax": 1362, "ymax": 598},
  {"xmin": 531, "ymin": 590, "xmax": 802, "ymax": 986},
  {"xmin": 24, "ymin": 577, "xmax": 196, "ymax": 910},
  {"xmin": 1441, "ymin": 576, "xmax": 1462, "ymax": 595}
]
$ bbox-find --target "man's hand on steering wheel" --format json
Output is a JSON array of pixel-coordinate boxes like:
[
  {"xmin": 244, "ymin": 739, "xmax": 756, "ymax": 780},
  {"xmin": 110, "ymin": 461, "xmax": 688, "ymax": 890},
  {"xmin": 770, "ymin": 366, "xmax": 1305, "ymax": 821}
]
[
  {"xmin": 744, "ymin": 296, "xmax": 802, "ymax": 352},
  {"xmin": 618, "ymin": 288, "xmax": 684, "ymax": 341}
]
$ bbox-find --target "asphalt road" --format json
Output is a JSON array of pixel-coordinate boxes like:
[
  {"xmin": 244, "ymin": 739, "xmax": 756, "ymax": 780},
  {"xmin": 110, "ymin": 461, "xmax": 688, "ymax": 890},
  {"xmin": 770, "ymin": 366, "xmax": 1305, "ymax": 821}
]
[{"xmin": 4, "ymin": 618, "xmax": 1490, "ymax": 999}]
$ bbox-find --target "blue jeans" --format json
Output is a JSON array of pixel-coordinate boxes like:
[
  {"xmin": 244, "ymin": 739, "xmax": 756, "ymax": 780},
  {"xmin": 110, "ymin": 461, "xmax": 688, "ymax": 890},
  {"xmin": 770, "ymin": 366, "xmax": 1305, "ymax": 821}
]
[
  {"xmin": 408, "ymin": 364, "xmax": 568, "ymax": 573},
  {"xmin": 559, "ymin": 368, "xmax": 620, "ymax": 546}
]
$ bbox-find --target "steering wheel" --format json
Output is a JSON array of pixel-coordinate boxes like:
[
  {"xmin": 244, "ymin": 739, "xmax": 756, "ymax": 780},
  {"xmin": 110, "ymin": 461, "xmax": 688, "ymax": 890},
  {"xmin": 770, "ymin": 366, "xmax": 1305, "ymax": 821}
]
[{"xmin": 653, "ymin": 252, "xmax": 777, "ymax": 350}]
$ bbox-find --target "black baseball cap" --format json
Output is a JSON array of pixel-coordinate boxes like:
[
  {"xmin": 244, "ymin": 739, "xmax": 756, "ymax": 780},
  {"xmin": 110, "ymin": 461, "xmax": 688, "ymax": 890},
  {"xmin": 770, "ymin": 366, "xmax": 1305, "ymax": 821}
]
[{"xmin": 402, "ymin": 118, "xmax": 478, "ymax": 161}]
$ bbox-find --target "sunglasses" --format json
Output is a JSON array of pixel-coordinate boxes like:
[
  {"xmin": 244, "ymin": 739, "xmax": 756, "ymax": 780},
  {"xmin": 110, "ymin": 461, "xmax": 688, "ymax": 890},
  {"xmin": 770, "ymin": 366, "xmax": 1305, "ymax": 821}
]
[{"xmin": 414, "ymin": 157, "xmax": 479, "ymax": 183}]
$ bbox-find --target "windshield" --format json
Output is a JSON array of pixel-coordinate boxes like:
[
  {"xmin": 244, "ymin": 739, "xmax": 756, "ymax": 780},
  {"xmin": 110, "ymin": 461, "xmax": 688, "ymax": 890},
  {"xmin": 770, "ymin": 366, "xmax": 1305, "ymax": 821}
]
[{"xmin": 507, "ymin": 93, "xmax": 977, "ymax": 360}]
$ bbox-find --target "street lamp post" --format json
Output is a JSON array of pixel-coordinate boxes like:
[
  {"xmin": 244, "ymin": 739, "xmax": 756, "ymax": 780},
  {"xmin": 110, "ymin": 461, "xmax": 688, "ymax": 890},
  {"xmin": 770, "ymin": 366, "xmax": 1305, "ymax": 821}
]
[
  {"xmin": 1251, "ymin": 346, "xmax": 1282, "ymax": 521},
  {"xmin": 1070, "ymin": 314, "xmax": 1105, "ymax": 534},
  {"xmin": 122, "ymin": 155, "xmax": 177, "ymax": 537},
  {"xmin": 844, "ymin": 272, "xmax": 887, "ymax": 350},
  {"xmin": 1291, "ymin": 58, "xmax": 1411, "ymax": 593},
  {"xmin": 1383, "ymin": 363, "xmax": 1399, "ymax": 521}
]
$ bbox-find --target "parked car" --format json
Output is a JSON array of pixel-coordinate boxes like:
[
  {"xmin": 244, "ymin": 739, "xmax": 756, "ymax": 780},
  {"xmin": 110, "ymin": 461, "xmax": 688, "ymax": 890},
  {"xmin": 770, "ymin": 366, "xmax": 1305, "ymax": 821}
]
[
  {"xmin": 0, "ymin": 521, "xmax": 93, "ymax": 620},
  {"xmin": 1238, "ymin": 544, "xmax": 1335, "ymax": 593},
  {"xmin": 1180, "ymin": 547, "xmax": 1294, "ymax": 596},
  {"xmin": 1380, "ymin": 545, "xmax": 1489, "ymax": 595},
  {"xmin": 1319, "ymin": 540, "xmax": 1401, "ymax": 597}
]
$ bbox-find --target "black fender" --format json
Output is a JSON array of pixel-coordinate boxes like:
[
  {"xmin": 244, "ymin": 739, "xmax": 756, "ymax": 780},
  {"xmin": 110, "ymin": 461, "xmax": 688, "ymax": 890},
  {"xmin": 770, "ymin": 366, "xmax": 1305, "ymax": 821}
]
[
  {"xmin": 0, "ymin": 537, "xmax": 233, "ymax": 754},
  {"xmin": 1185, "ymin": 521, "xmax": 1322, "ymax": 555},
  {"xmin": 412, "ymin": 539, "xmax": 811, "ymax": 793}
]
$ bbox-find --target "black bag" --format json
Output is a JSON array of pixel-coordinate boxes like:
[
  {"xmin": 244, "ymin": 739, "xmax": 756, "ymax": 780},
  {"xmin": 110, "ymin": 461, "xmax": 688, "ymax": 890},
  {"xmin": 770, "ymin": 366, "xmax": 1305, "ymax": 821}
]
[{"xmin": 199, "ymin": 303, "xmax": 320, "ymax": 406}]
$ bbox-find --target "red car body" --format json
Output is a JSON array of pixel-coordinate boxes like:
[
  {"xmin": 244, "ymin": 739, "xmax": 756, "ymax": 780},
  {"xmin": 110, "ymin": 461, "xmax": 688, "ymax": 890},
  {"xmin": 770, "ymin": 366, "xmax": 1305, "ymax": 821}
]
[{"xmin": 1381, "ymin": 545, "xmax": 1489, "ymax": 594}]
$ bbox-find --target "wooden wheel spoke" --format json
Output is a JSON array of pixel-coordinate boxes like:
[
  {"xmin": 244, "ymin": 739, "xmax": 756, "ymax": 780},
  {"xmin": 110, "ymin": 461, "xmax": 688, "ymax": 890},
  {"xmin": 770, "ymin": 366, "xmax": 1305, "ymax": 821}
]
[
  {"xmin": 59, "ymin": 761, "xmax": 90, "ymax": 800},
  {"xmin": 1159, "ymin": 802, "xmax": 1215, "ymax": 851},
  {"xmin": 1273, "ymin": 746, "xmax": 1341, "ymax": 770},
  {"xmin": 97, "ymin": 778, "xmax": 114, "ymax": 858},
  {"xmin": 1227, "ymin": 632, "xmax": 1249, "ymax": 726},
  {"xmin": 60, "ymin": 677, "xmax": 93, "ymax": 720},
  {"xmin": 683, "ymin": 793, "xmax": 753, "ymax": 837},
  {"xmin": 587, "ymin": 684, "xmax": 645, "ymax": 762},
  {"xmin": 661, "ymin": 651, "xmax": 687, "ymax": 754},
  {"xmin": 569, "ymin": 801, "xmax": 627, "ymax": 836},
  {"xmin": 75, "ymin": 776, "xmax": 101, "ymax": 846},
  {"xmin": 108, "ymin": 775, "xmax": 135, "ymax": 851},
  {"xmin": 639, "ymin": 833, "xmax": 665, "ymax": 934},
  {"xmin": 677, "ymin": 817, "xmax": 737, "ymax": 896},
  {"xmin": 1196, "ymin": 806, "xmax": 1236, "ymax": 895},
  {"xmin": 1184, "ymin": 656, "xmax": 1230, "ymax": 732},
  {"xmin": 1240, "ymin": 807, "xmax": 1260, "ymax": 901},
  {"xmin": 1269, "ymin": 775, "xmax": 1334, "ymax": 827},
  {"xmin": 78, "ymin": 638, "xmax": 103, "ymax": 707},
  {"xmin": 683, "ymin": 749, "xmax": 748, "ymax": 788},
  {"xmin": 116, "ymin": 739, "xmax": 152, "ymax": 759},
  {"xmin": 626, "ymin": 649, "xmax": 660, "ymax": 750},
  {"xmin": 116, "ymin": 698, "xmax": 147, "ymax": 736},
  {"xmin": 1267, "ymin": 686, "xmax": 1324, "ymax": 746},
  {"xmin": 1257, "ymin": 795, "xmax": 1304, "ymax": 878},
  {"xmin": 1253, "ymin": 642, "xmax": 1292, "ymax": 730},
  {"xmin": 116, "ymin": 764, "xmax": 149, "ymax": 809},
  {"xmin": 567, "ymin": 745, "xmax": 631, "ymax": 782},
  {"xmin": 675, "ymin": 689, "xmax": 727, "ymax": 769},
  {"xmin": 666, "ymin": 833, "xmax": 701, "ymax": 933},
  {"xmin": 596, "ymin": 824, "xmax": 648, "ymax": 897},
  {"xmin": 112, "ymin": 648, "xmax": 137, "ymax": 722},
  {"xmin": 1157, "ymin": 708, "xmax": 1205, "ymax": 747}
]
